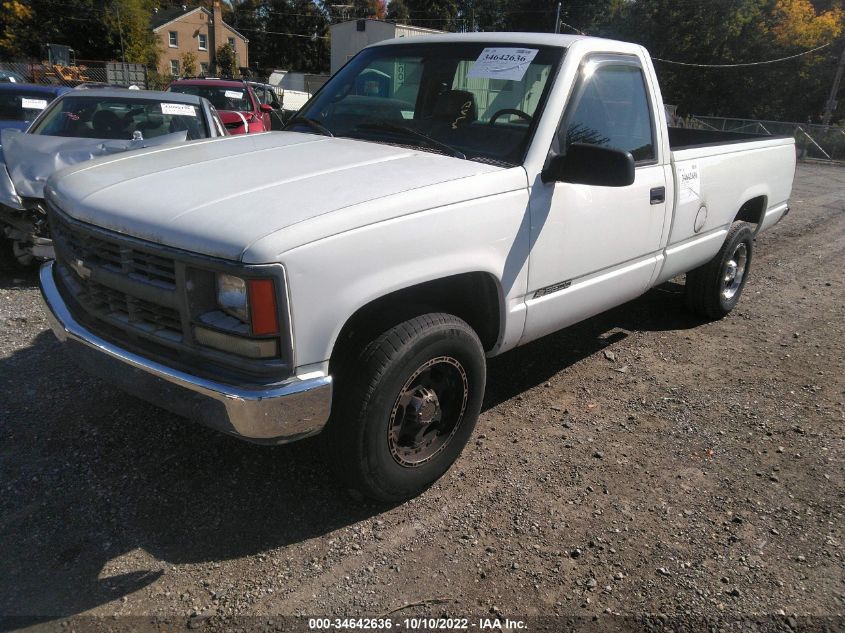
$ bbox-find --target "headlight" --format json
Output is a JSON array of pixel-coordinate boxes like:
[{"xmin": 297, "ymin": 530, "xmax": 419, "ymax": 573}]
[
  {"xmin": 214, "ymin": 272, "xmax": 280, "ymax": 336},
  {"xmin": 217, "ymin": 273, "xmax": 249, "ymax": 322},
  {"xmin": 192, "ymin": 267, "xmax": 285, "ymax": 361}
]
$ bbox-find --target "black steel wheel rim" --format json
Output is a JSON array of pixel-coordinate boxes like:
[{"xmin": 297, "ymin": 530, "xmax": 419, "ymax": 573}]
[{"xmin": 387, "ymin": 356, "xmax": 469, "ymax": 467}]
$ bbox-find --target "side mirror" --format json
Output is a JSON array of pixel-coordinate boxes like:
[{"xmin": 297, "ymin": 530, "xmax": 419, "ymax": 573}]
[
  {"xmin": 541, "ymin": 143, "xmax": 635, "ymax": 187},
  {"xmin": 259, "ymin": 103, "xmax": 274, "ymax": 113}
]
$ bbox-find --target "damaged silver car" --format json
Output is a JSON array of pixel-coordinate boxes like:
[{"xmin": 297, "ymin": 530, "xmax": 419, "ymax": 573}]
[{"xmin": 0, "ymin": 88, "xmax": 227, "ymax": 267}]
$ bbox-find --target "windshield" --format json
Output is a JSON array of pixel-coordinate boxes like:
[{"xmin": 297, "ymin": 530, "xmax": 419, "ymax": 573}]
[
  {"xmin": 29, "ymin": 96, "xmax": 210, "ymax": 140},
  {"xmin": 0, "ymin": 90, "xmax": 54, "ymax": 122},
  {"xmin": 169, "ymin": 84, "xmax": 252, "ymax": 112},
  {"xmin": 294, "ymin": 42, "xmax": 564, "ymax": 165}
]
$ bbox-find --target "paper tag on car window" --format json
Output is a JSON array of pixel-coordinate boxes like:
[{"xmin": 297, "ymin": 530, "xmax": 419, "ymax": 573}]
[
  {"xmin": 21, "ymin": 98, "xmax": 48, "ymax": 110},
  {"xmin": 467, "ymin": 48, "xmax": 539, "ymax": 81},
  {"xmin": 161, "ymin": 103, "xmax": 197, "ymax": 116},
  {"xmin": 224, "ymin": 90, "xmax": 243, "ymax": 100}
]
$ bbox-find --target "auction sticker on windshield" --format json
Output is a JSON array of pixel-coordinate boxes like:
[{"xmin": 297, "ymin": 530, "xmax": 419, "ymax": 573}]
[
  {"xmin": 467, "ymin": 48, "xmax": 539, "ymax": 81},
  {"xmin": 21, "ymin": 98, "xmax": 48, "ymax": 110},
  {"xmin": 161, "ymin": 103, "xmax": 197, "ymax": 116},
  {"xmin": 224, "ymin": 90, "xmax": 244, "ymax": 100}
]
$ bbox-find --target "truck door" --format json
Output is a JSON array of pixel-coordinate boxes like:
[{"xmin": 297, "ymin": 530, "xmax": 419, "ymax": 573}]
[{"xmin": 522, "ymin": 54, "xmax": 668, "ymax": 343}]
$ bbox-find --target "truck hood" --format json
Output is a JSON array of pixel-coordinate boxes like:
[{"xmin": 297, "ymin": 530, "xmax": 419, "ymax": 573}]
[{"xmin": 46, "ymin": 132, "xmax": 510, "ymax": 262}]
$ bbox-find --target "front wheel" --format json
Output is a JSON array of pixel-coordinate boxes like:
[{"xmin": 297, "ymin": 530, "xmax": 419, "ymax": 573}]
[
  {"xmin": 685, "ymin": 222, "xmax": 754, "ymax": 319},
  {"xmin": 327, "ymin": 313, "xmax": 486, "ymax": 502},
  {"xmin": 0, "ymin": 236, "xmax": 35, "ymax": 271}
]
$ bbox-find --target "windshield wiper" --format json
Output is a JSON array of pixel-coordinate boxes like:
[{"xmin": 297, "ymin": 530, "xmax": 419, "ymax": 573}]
[
  {"xmin": 284, "ymin": 115, "xmax": 334, "ymax": 137},
  {"xmin": 354, "ymin": 121, "xmax": 466, "ymax": 159}
]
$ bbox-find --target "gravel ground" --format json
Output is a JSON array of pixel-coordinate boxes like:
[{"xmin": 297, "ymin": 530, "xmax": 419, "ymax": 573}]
[{"xmin": 0, "ymin": 163, "xmax": 843, "ymax": 631}]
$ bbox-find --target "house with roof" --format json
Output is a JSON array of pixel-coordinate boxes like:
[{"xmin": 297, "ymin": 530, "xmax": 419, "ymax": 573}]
[{"xmin": 152, "ymin": 1, "xmax": 249, "ymax": 77}]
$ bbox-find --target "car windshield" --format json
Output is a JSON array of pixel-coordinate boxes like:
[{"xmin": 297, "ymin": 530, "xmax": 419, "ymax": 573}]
[
  {"xmin": 169, "ymin": 84, "xmax": 251, "ymax": 112},
  {"xmin": 29, "ymin": 96, "xmax": 210, "ymax": 140},
  {"xmin": 293, "ymin": 42, "xmax": 564, "ymax": 165},
  {"xmin": 0, "ymin": 90, "xmax": 54, "ymax": 122}
]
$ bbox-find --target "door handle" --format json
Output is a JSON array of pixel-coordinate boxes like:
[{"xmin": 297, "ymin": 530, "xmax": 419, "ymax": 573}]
[{"xmin": 650, "ymin": 186, "xmax": 666, "ymax": 205}]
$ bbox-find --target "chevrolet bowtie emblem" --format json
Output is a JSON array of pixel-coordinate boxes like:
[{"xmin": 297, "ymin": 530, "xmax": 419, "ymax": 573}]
[{"xmin": 70, "ymin": 258, "xmax": 92, "ymax": 279}]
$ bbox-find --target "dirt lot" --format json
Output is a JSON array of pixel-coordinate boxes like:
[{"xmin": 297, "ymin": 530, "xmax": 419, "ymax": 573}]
[{"xmin": 0, "ymin": 163, "xmax": 843, "ymax": 631}]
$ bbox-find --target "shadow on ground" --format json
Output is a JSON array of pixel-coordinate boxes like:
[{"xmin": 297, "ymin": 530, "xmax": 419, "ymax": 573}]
[
  {"xmin": 0, "ymin": 265, "xmax": 39, "ymax": 290},
  {"xmin": 0, "ymin": 279, "xmax": 702, "ymax": 618},
  {"xmin": 484, "ymin": 281, "xmax": 701, "ymax": 409}
]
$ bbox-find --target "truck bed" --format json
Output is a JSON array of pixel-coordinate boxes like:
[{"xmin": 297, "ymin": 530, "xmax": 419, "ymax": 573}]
[
  {"xmin": 655, "ymin": 128, "xmax": 795, "ymax": 286},
  {"xmin": 668, "ymin": 127, "xmax": 792, "ymax": 151}
]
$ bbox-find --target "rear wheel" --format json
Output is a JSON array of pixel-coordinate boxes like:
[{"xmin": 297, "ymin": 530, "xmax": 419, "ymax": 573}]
[
  {"xmin": 685, "ymin": 222, "xmax": 753, "ymax": 319},
  {"xmin": 327, "ymin": 313, "xmax": 486, "ymax": 502}
]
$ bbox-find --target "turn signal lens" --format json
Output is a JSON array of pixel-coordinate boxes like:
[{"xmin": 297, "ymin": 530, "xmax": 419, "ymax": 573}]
[{"xmin": 247, "ymin": 278, "xmax": 279, "ymax": 335}]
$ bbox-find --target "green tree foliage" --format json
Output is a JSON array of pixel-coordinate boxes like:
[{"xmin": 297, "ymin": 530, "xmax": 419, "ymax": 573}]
[
  {"xmin": 215, "ymin": 43, "xmax": 237, "ymax": 76},
  {"xmin": 1, "ymin": 0, "xmax": 842, "ymax": 123},
  {"xmin": 352, "ymin": 0, "xmax": 386, "ymax": 19},
  {"xmin": 180, "ymin": 50, "xmax": 197, "ymax": 77},
  {"xmin": 403, "ymin": 0, "xmax": 460, "ymax": 31},
  {"xmin": 386, "ymin": 0, "xmax": 411, "ymax": 23},
  {"xmin": 591, "ymin": 0, "xmax": 845, "ymax": 122},
  {"xmin": 105, "ymin": 0, "xmax": 161, "ymax": 67},
  {"xmin": 0, "ymin": 0, "xmax": 160, "ymax": 65},
  {"xmin": 0, "ymin": 0, "xmax": 33, "ymax": 58},
  {"xmin": 230, "ymin": 0, "xmax": 330, "ymax": 74}
]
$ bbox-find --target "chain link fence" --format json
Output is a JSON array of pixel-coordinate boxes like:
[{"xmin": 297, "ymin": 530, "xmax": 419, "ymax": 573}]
[
  {"xmin": 0, "ymin": 60, "xmax": 148, "ymax": 89},
  {"xmin": 674, "ymin": 113, "xmax": 845, "ymax": 163}
]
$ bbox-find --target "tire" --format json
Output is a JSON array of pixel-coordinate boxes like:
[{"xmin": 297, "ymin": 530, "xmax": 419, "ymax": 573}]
[
  {"xmin": 0, "ymin": 236, "xmax": 34, "ymax": 271},
  {"xmin": 327, "ymin": 313, "xmax": 486, "ymax": 503},
  {"xmin": 685, "ymin": 222, "xmax": 753, "ymax": 319}
]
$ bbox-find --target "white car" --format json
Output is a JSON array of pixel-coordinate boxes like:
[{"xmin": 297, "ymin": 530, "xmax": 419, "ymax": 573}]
[
  {"xmin": 39, "ymin": 33, "xmax": 795, "ymax": 501},
  {"xmin": 0, "ymin": 88, "xmax": 226, "ymax": 266}
]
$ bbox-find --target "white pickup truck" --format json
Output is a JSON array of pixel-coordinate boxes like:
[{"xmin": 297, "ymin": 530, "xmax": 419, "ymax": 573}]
[{"xmin": 40, "ymin": 33, "xmax": 795, "ymax": 501}]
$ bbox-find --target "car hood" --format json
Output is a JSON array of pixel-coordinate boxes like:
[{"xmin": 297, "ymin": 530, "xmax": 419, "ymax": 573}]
[
  {"xmin": 0, "ymin": 129, "xmax": 187, "ymax": 206},
  {"xmin": 0, "ymin": 120, "xmax": 31, "ymax": 133},
  {"xmin": 219, "ymin": 109, "xmax": 253, "ymax": 124},
  {"xmin": 46, "ymin": 132, "xmax": 513, "ymax": 262}
]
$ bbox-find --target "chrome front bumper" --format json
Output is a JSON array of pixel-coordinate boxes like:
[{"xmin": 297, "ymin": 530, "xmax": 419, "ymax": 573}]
[{"xmin": 39, "ymin": 261, "xmax": 332, "ymax": 444}]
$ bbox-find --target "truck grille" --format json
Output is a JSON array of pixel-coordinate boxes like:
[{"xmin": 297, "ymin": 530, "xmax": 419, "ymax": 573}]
[
  {"xmin": 48, "ymin": 204, "xmax": 292, "ymax": 383},
  {"xmin": 52, "ymin": 212, "xmax": 177, "ymax": 289},
  {"xmin": 57, "ymin": 265, "xmax": 183, "ymax": 342},
  {"xmin": 51, "ymin": 212, "xmax": 183, "ymax": 345}
]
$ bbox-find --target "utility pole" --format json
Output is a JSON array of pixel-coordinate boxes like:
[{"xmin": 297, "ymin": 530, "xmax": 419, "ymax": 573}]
[
  {"xmin": 115, "ymin": 1, "xmax": 126, "ymax": 63},
  {"xmin": 554, "ymin": 1, "xmax": 561, "ymax": 34},
  {"xmin": 822, "ymin": 42, "xmax": 845, "ymax": 127}
]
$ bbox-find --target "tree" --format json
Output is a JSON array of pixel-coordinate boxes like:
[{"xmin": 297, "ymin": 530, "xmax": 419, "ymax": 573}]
[
  {"xmin": 0, "ymin": 0, "xmax": 160, "ymax": 66},
  {"xmin": 387, "ymin": 0, "xmax": 410, "ymax": 23},
  {"xmin": 255, "ymin": 0, "xmax": 330, "ymax": 75},
  {"xmin": 180, "ymin": 51, "xmax": 197, "ymax": 77},
  {"xmin": 589, "ymin": 0, "xmax": 845, "ymax": 122},
  {"xmin": 105, "ymin": 0, "xmax": 161, "ymax": 67},
  {"xmin": 0, "ymin": 0, "xmax": 33, "ymax": 58},
  {"xmin": 7, "ymin": 0, "xmax": 116, "ymax": 60},
  {"xmin": 404, "ymin": 0, "xmax": 459, "ymax": 31},
  {"xmin": 352, "ymin": 0, "xmax": 386, "ymax": 19},
  {"xmin": 771, "ymin": 0, "xmax": 843, "ymax": 47},
  {"xmin": 216, "ymin": 43, "xmax": 237, "ymax": 77},
  {"xmin": 500, "ymin": 0, "xmax": 555, "ymax": 32},
  {"xmin": 230, "ymin": 0, "xmax": 266, "ymax": 75}
]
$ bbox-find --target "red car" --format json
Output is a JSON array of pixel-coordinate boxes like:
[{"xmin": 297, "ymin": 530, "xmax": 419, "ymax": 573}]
[{"xmin": 168, "ymin": 78, "xmax": 272, "ymax": 135}]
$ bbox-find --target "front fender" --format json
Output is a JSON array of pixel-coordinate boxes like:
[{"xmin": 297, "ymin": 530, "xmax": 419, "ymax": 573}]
[{"xmin": 279, "ymin": 189, "xmax": 532, "ymax": 369}]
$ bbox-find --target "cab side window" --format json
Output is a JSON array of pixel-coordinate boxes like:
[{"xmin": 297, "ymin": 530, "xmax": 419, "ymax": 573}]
[{"xmin": 561, "ymin": 63, "xmax": 655, "ymax": 162}]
